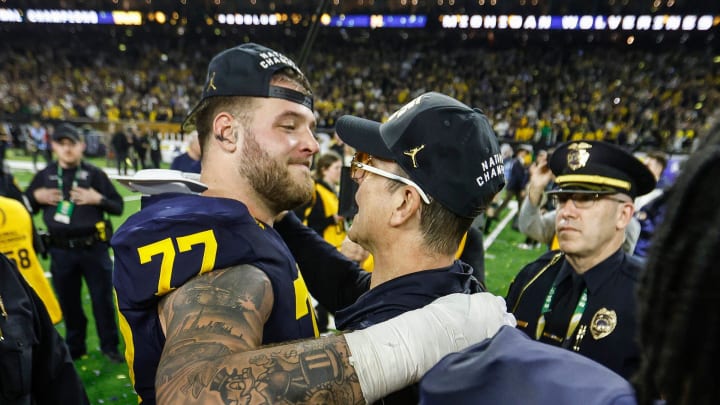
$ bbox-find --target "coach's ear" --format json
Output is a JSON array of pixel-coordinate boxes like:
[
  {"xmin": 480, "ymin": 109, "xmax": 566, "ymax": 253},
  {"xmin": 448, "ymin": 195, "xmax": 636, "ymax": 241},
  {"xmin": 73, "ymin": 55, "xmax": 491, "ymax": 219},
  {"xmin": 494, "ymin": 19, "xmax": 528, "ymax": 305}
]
[{"xmin": 212, "ymin": 112, "xmax": 238, "ymax": 153}]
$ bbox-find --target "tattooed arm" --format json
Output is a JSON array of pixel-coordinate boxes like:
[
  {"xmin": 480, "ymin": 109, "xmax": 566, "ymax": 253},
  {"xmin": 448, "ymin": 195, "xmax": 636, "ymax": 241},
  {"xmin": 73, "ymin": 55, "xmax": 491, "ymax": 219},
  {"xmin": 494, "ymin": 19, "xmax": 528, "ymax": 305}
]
[
  {"xmin": 156, "ymin": 264, "xmax": 365, "ymax": 405},
  {"xmin": 156, "ymin": 264, "xmax": 514, "ymax": 404}
]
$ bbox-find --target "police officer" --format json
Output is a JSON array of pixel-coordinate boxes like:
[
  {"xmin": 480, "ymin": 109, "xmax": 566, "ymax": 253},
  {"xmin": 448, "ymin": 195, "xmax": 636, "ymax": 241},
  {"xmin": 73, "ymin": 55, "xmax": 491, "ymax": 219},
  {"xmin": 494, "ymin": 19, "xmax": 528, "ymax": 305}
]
[
  {"xmin": 0, "ymin": 254, "xmax": 89, "ymax": 404},
  {"xmin": 25, "ymin": 123, "xmax": 124, "ymax": 362},
  {"xmin": 506, "ymin": 140, "xmax": 655, "ymax": 379}
]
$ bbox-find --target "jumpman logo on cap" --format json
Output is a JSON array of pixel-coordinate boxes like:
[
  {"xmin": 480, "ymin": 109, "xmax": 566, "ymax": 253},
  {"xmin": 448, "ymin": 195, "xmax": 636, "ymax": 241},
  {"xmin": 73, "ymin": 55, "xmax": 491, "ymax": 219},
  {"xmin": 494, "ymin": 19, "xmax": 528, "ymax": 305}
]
[{"xmin": 404, "ymin": 145, "xmax": 426, "ymax": 168}]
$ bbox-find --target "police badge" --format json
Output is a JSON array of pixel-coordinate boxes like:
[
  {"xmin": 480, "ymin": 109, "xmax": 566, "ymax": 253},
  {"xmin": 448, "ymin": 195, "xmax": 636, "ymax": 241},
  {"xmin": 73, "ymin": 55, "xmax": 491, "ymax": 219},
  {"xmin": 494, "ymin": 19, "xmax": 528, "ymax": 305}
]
[
  {"xmin": 567, "ymin": 142, "xmax": 592, "ymax": 171},
  {"xmin": 590, "ymin": 308, "xmax": 617, "ymax": 340}
]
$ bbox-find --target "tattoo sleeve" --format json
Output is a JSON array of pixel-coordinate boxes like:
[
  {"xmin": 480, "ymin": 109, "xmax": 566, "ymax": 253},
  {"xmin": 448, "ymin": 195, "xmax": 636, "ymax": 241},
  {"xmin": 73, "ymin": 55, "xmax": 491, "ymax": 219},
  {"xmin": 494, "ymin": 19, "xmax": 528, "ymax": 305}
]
[{"xmin": 156, "ymin": 265, "xmax": 365, "ymax": 405}]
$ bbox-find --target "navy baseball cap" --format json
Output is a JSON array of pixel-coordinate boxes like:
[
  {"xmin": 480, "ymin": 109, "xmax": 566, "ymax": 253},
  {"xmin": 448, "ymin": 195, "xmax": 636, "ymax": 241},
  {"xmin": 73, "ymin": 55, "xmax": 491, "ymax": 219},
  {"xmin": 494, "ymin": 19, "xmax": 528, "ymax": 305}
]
[
  {"xmin": 182, "ymin": 43, "xmax": 313, "ymax": 133},
  {"xmin": 335, "ymin": 92, "xmax": 505, "ymax": 218},
  {"xmin": 547, "ymin": 141, "xmax": 656, "ymax": 199},
  {"xmin": 52, "ymin": 123, "xmax": 83, "ymax": 143}
]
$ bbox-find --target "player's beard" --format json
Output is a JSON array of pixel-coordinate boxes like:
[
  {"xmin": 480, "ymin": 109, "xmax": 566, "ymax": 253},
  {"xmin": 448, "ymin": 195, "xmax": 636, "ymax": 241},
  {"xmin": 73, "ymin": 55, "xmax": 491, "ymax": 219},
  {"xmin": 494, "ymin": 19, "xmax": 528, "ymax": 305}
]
[{"xmin": 238, "ymin": 130, "xmax": 314, "ymax": 213}]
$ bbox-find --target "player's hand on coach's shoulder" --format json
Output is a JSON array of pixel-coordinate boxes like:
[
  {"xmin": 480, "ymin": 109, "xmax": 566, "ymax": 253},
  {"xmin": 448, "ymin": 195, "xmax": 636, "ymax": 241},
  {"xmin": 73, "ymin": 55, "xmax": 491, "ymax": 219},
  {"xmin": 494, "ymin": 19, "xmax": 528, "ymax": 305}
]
[
  {"xmin": 425, "ymin": 292, "xmax": 517, "ymax": 344},
  {"xmin": 344, "ymin": 292, "xmax": 516, "ymax": 403}
]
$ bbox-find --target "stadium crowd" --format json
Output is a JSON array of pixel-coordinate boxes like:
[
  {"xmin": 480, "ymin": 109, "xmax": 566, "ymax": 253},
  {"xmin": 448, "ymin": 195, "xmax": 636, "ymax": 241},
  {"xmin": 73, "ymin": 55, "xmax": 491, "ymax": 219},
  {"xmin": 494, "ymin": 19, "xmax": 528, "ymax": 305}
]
[{"xmin": 1, "ymin": 31, "xmax": 718, "ymax": 153}]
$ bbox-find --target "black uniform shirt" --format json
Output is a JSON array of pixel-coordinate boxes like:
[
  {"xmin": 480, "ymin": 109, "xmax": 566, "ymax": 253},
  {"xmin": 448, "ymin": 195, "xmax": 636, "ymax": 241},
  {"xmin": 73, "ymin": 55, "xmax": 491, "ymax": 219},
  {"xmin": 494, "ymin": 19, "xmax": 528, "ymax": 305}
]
[
  {"xmin": 25, "ymin": 161, "xmax": 122, "ymax": 238},
  {"xmin": 506, "ymin": 248, "xmax": 643, "ymax": 379}
]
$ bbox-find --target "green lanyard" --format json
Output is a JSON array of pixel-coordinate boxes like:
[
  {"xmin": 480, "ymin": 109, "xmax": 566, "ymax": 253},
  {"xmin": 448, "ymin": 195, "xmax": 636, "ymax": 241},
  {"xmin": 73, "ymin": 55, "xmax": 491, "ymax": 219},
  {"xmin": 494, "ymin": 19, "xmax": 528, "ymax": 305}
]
[
  {"xmin": 535, "ymin": 276, "xmax": 588, "ymax": 343},
  {"xmin": 57, "ymin": 165, "xmax": 78, "ymax": 198},
  {"xmin": 54, "ymin": 165, "xmax": 81, "ymax": 224}
]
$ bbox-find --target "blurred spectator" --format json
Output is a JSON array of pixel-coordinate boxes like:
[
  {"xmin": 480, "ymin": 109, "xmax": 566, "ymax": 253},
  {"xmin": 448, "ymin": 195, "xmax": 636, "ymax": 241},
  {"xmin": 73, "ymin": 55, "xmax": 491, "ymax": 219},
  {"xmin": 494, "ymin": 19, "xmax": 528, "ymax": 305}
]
[
  {"xmin": 500, "ymin": 143, "xmax": 514, "ymax": 181},
  {"xmin": 485, "ymin": 144, "xmax": 531, "ymax": 233},
  {"xmin": 632, "ymin": 151, "xmax": 669, "ymax": 258},
  {"xmin": 170, "ymin": 131, "xmax": 201, "ymax": 173},
  {"xmin": 110, "ymin": 124, "xmax": 131, "ymax": 175},
  {"xmin": 133, "ymin": 127, "xmax": 150, "ymax": 170},
  {"xmin": 28, "ymin": 121, "xmax": 51, "ymax": 171},
  {"xmin": 634, "ymin": 151, "xmax": 668, "ymax": 210},
  {"xmin": 328, "ymin": 132, "xmax": 348, "ymax": 162},
  {"xmin": 517, "ymin": 149, "xmax": 554, "ymax": 248},
  {"xmin": 147, "ymin": 130, "xmax": 162, "ymax": 168},
  {"xmin": 126, "ymin": 128, "xmax": 140, "ymax": 172},
  {"xmin": 295, "ymin": 152, "xmax": 346, "ymax": 247}
]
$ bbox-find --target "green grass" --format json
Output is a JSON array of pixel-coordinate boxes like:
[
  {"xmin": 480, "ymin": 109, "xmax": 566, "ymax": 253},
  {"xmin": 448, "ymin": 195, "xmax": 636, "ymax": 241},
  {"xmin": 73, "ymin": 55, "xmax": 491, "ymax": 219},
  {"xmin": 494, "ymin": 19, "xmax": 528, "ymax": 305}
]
[
  {"xmin": 10, "ymin": 150, "xmax": 546, "ymax": 404},
  {"xmin": 485, "ymin": 224, "xmax": 546, "ymax": 296}
]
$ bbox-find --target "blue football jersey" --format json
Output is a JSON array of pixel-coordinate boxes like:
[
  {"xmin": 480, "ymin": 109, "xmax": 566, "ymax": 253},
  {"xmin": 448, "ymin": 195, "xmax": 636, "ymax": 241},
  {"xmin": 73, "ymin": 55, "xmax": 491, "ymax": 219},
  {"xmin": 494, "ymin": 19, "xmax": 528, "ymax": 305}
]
[{"xmin": 112, "ymin": 193, "xmax": 318, "ymax": 404}]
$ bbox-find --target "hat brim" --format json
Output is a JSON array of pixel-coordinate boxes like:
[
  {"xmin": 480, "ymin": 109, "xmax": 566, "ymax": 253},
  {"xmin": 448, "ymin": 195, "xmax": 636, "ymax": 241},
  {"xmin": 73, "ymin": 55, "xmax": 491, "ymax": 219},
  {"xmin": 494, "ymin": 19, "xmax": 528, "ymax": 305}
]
[
  {"xmin": 52, "ymin": 135, "xmax": 81, "ymax": 143},
  {"xmin": 113, "ymin": 169, "xmax": 207, "ymax": 195},
  {"xmin": 335, "ymin": 115, "xmax": 394, "ymax": 160},
  {"xmin": 181, "ymin": 101, "xmax": 205, "ymax": 134},
  {"xmin": 546, "ymin": 185, "xmax": 619, "ymax": 196},
  {"xmin": 546, "ymin": 189, "xmax": 619, "ymax": 196}
]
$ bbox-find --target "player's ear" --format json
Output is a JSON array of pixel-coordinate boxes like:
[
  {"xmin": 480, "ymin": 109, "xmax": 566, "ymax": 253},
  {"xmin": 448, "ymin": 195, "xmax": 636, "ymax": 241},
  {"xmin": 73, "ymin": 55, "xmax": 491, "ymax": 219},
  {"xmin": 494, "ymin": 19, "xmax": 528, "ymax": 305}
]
[{"xmin": 212, "ymin": 112, "xmax": 238, "ymax": 153}]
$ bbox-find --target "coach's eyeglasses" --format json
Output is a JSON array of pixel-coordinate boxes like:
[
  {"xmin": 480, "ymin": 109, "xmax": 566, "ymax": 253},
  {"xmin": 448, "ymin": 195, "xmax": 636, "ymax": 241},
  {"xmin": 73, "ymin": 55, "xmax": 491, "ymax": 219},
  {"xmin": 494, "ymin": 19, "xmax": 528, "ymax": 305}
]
[
  {"xmin": 551, "ymin": 192, "xmax": 631, "ymax": 209},
  {"xmin": 350, "ymin": 151, "xmax": 432, "ymax": 205}
]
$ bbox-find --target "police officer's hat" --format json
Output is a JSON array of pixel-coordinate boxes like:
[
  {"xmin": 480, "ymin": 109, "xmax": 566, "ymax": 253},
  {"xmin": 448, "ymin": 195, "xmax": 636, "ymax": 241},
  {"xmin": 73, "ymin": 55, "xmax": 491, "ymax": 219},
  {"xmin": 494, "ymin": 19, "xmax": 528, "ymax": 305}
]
[
  {"xmin": 547, "ymin": 141, "xmax": 655, "ymax": 199},
  {"xmin": 52, "ymin": 123, "xmax": 83, "ymax": 143}
]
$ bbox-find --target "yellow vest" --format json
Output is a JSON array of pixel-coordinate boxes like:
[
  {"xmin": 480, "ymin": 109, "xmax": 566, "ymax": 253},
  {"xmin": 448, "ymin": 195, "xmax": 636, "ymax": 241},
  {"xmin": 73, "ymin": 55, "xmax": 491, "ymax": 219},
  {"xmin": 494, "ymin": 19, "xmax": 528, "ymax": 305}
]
[
  {"xmin": 0, "ymin": 197, "xmax": 62, "ymax": 323},
  {"xmin": 304, "ymin": 182, "xmax": 346, "ymax": 250}
]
